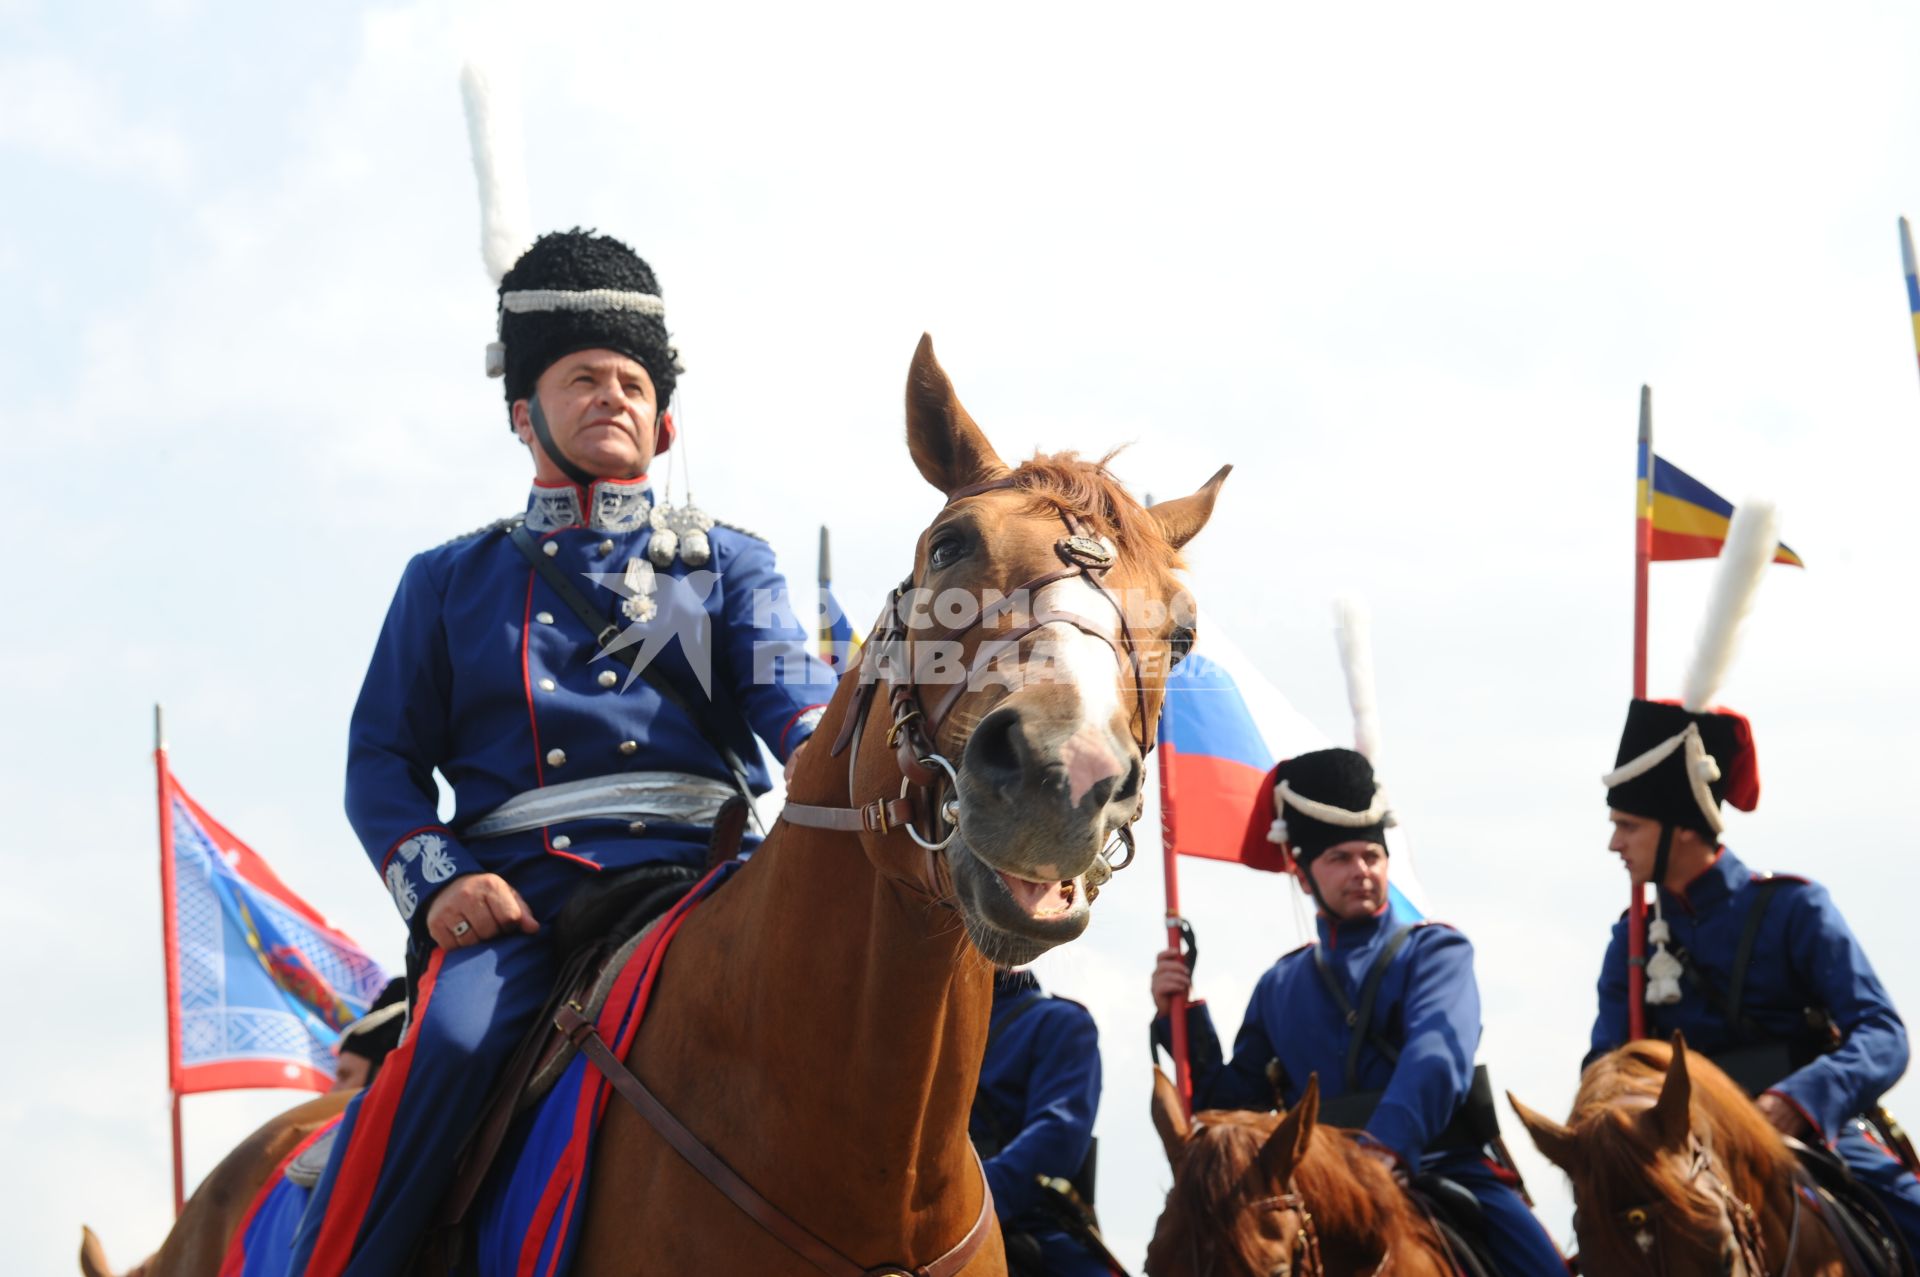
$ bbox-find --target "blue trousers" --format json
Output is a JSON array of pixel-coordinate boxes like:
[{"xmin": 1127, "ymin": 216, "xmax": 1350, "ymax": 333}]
[
  {"xmin": 286, "ymin": 868, "xmax": 581, "ymax": 1277},
  {"xmin": 1838, "ymin": 1118, "xmax": 1920, "ymax": 1255},
  {"xmin": 1427, "ymin": 1151, "xmax": 1569, "ymax": 1277}
]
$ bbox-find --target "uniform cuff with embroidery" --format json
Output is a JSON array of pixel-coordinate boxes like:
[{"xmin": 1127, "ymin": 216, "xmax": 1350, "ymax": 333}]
[{"xmin": 378, "ymin": 827, "xmax": 484, "ymax": 925}]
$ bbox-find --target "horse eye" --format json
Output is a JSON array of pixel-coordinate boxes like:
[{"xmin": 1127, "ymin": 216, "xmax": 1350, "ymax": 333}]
[
  {"xmin": 928, "ymin": 533, "xmax": 967, "ymax": 570},
  {"xmin": 1168, "ymin": 624, "xmax": 1195, "ymax": 668}
]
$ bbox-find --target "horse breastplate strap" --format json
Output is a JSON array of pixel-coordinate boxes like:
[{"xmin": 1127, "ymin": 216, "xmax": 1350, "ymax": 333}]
[{"xmin": 555, "ymin": 1005, "xmax": 995, "ymax": 1277}]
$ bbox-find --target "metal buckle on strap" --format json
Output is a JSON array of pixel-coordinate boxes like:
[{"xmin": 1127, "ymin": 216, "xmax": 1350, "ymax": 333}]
[{"xmin": 886, "ymin": 704, "xmax": 923, "ymax": 749}]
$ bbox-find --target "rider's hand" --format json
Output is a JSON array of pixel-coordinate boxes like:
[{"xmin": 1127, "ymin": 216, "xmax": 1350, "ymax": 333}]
[
  {"xmin": 1756, "ymin": 1092, "xmax": 1813, "ymax": 1140},
  {"xmin": 1152, "ymin": 946, "xmax": 1194, "ymax": 1017},
  {"xmin": 427, "ymin": 873, "xmax": 541, "ymax": 950}
]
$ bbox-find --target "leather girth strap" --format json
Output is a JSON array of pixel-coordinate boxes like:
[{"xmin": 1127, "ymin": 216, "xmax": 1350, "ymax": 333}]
[{"xmin": 554, "ymin": 1004, "xmax": 995, "ymax": 1277}]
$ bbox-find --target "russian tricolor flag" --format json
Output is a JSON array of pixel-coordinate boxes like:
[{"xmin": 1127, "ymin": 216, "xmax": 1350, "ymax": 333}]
[{"xmin": 1156, "ymin": 626, "xmax": 1428, "ymax": 920}]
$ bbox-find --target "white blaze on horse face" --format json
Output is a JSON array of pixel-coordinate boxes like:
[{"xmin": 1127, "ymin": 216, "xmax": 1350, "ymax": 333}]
[{"xmin": 1026, "ymin": 575, "xmax": 1127, "ymax": 806}]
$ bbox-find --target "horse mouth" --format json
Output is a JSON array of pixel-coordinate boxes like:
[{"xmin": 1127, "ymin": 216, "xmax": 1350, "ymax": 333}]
[{"xmin": 946, "ymin": 837, "xmax": 1094, "ymax": 965}]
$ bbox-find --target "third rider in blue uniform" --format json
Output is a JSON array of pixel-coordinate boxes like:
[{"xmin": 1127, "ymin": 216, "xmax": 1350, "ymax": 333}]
[{"xmin": 1150, "ymin": 747, "xmax": 1566, "ymax": 1276}]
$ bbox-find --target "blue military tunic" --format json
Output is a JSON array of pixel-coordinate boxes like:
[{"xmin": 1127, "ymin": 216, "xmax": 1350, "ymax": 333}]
[
  {"xmin": 1587, "ymin": 848, "xmax": 1920, "ymax": 1246},
  {"xmin": 291, "ymin": 476, "xmax": 836, "ymax": 1276},
  {"xmin": 347, "ymin": 475, "xmax": 835, "ymax": 927},
  {"xmin": 1156, "ymin": 910, "xmax": 1566, "ymax": 1276},
  {"xmin": 971, "ymin": 971, "xmax": 1110, "ymax": 1277}
]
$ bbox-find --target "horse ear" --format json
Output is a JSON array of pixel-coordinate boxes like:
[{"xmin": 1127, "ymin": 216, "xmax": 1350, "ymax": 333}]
[
  {"xmin": 1150, "ymin": 1067, "xmax": 1191, "ymax": 1169},
  {"xmin": 1259, "ymin": 1073, "xmax": 1318, "ymax": 1184},
  {"xmin": 1648, "ymin": 1030, "xmax": 1693, "ymax": 1150},
  {"xmin": 903, "ymin": 333, "xmax": 1009, "ymax": 497},
  {"xmin": 1508, "ymin": 1091, "xmax": 1579, "ymax": 1171},
  {"xmin": 1147, "ymin": 465, "xmax": 1232, "ymax": 550}
]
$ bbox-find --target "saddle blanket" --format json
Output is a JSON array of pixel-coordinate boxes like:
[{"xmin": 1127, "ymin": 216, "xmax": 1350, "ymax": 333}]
[{"xmin": 217, "ymin": 860, "xmax": 738, "ymax": 1277}]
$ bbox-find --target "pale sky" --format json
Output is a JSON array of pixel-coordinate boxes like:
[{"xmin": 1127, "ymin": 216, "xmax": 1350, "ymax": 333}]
[{"xmin": 5, "ymin": 2, "xmax": 1920, "ymax": 1271}]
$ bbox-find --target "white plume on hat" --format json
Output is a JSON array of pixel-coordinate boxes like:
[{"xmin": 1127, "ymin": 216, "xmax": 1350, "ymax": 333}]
[
  {"xmin": 459, "ymin": 60, "xmax": 533, "ymax": 285},
  {"xmin": 1333, "ymin": 594, "xmax": 1382, "ymax": 762},
  {"xmin": 1680, "ymin": 499, "xmax": 1780, "ymax": 713}
]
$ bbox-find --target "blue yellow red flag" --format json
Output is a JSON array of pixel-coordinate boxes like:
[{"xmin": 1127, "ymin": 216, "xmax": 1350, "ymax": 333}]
[
  {"xmin": 1640, "ymin": 453, "xmax": 1804, "ymax": 568},
  {"xmin": 160, "ymin": 764, "xmax": 389, "ymax": 1093},
  {"xmin": 1156, "ymin": 625, "xmax": 1427, "ymax": 919},
  {"xmin": 1902, "ymin": 217, "xmax": 1920, "ymax": 382}
]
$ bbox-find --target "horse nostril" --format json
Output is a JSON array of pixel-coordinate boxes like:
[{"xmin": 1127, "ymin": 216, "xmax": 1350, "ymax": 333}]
[
  {"xmin": 1111, "ymin": 753, "xmax": 1143, "ymax": 807},
  {"xmin": 965, "ymin": 706, "xmax": 1026, "ymax": 785}
]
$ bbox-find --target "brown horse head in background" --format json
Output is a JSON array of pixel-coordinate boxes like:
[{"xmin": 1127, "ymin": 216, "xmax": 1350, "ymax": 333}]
[
  {"xmin": 1144, "ymin": 1071, "xmax": 1455, "ymax": 1277},
  {"xmin": 1511, "ymin": 1032, "xmax": 1846, "ymax": 1275}
]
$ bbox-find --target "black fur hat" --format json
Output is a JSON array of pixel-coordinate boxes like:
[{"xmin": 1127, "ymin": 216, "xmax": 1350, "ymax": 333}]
[
  {"xmin": 1605, "ymin": 698, "xmax": 1759, "ymax": 838},
  {"xmin": 1269, "ymin": 748, "xmax": 1391, "ymax": 865},
  {"xmin": 492, "ymin": 229, "xmax": 680, "ymax": 411}
]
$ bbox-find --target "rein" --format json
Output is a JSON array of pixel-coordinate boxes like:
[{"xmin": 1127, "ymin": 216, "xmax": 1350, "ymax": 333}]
[{"xmin": 782, "ymin": 473, "xmax": 1153, "ymax": 885}]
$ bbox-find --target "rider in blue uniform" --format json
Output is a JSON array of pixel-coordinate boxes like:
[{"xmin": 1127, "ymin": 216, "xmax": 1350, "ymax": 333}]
[
  {"xmin": 289, "ymin": 228, "xmax": 835, "ymax": 1276},
  {"xmin": 971, "ymin": 969, "xmax": 1117, "ymax": 1277},
  {"xmin": 1151, "ymin": 748, "xmax": 1567, "ymax": 1276},
  {"xmin": 1589, "ymin": 698, "xmax": 1920, "ymax": 1251}
]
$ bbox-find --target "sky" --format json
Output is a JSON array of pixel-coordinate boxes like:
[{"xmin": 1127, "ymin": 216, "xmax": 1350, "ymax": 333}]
[{"xmin": 4, "ymin": 0, "xmax": 1920, "ymax": 1270}]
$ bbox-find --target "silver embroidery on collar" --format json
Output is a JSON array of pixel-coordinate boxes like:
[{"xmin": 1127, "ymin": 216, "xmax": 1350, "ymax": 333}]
[{"xmin": 524, "ymin": 484, "xmax": 653, "ymax": 534}]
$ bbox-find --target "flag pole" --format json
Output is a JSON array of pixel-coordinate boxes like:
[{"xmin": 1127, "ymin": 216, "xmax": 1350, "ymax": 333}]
[
  {"xmin": 1157, "ymin": 726, "xmax": 1194, "ymax": 1116},
  {"xmin": 1629, "ymin": 389, "xmax": 1653, "ymax": 1041},
  {"xmin": 154, "ymin": 703, "xmax": 185, "ymax": 1215},
  {"xmin": 817, "ymin": 526, "xmax": 831, "ymax": 665}
]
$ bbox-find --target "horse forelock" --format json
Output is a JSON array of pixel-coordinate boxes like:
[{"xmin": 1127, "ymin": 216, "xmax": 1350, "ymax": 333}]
[
  {"xmin": 1007, "ymin": 449, "xmax": 1185, "ymax": 600},
  {"xmin": 1150, "ymin": 1113, "xmax": 1399, "ymax": 1276},
  {"xmin": 1566, "ymin": 1041, "xmax": 1792, "ymax": 1271}
]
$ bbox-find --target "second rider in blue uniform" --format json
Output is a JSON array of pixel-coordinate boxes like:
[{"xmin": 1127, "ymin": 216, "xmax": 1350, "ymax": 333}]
[{"xmin": 1149, "ymin": 747, "xmax": 1566, "ymax": 1276}]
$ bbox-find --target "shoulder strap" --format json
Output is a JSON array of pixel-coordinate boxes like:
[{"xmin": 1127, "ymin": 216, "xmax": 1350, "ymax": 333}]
[
  {"xmin": 986, "ymin": 993, "xmax": 1048, "ymax": 1056},
  {"xmin": 1727, "ymin": 878, "xmax": 1785, "ymax": 1033},
  {"xmin": 1313, "ymin": 925, "xmax": 1416, "ymax": 1091},
  {"xmin": 506, "ymin": 522, "xmax": 761, "ymax": 826}
]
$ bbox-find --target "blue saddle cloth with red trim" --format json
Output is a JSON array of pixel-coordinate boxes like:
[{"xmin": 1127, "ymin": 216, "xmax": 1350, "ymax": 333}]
[
  {"xmin": 475, "ymin": 859, "xmax": 738, "ymax": 1277},
  {"xmin": 218, "ymin": 861, "xmax": 736, "ymax": 1277}
]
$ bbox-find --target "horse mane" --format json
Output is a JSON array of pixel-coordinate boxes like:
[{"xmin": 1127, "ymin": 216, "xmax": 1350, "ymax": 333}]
[
  {"xmin": 1157, "ymin": 1110, "xmax": 1403, "ymax": 1273},
  {"xmin": 1568, "ymin": 1040, "xmax": 1794, "ymax": 1272},
  {"xmin": 1007, "ymin": 450, "xmax": 1185, "ymax": 599}
]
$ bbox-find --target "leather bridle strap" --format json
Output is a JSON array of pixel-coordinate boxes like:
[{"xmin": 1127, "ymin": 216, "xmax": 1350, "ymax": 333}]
[{"xmin": 556, "ymin": 1004, "xmax": 994, "ymax": 1277}]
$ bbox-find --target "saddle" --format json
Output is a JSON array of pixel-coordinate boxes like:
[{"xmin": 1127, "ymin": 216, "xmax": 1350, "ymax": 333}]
[
  {"xmin": 1784, "ymin": 1136, "xmax": 1918, "ymax": 1277},
  {"xmin": 1405, "ymin": 1174, "xmax": 1500, "ymax": 1277}
]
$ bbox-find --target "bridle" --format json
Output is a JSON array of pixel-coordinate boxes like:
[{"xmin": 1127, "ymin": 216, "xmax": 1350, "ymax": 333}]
[
  {"xmin": 1175, "ymin": 1186, "xmax": 1325, "ymax": 1277},
  {"xmin": 1608, "ymin": 1132, "xmax": 1776, "ymax": 1277},
  {"xmin": 782, "ymin": 473, "xmax": 1173, "ymax": 889}
]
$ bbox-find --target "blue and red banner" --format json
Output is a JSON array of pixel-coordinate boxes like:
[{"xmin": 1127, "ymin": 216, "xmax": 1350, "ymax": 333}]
[
  {"xmin": 1156, "ymin": 626, "xmax": 1428, "ymax": 918},
  {"xmin": 159, "ymin": 761, "xmax": 388, "ymax": 1094}
]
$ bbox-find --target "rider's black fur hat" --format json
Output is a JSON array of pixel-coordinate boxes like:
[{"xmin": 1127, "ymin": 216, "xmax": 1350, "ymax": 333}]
[
  {"xmin": 1269, "ymin": 748, "xmax": 1391, "ymax": 866},
  {"xmin": 1606, "ymin": 698, "xmax": 1759, "ymax": 838},
  {"xmin": 492, "ymin": 229, "xmax": 680, "ymax": 413}
]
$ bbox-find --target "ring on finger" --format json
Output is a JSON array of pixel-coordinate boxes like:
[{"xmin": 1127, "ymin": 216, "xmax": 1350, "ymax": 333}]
[{"xmin": 452, "ymin": 919, "xmax": 472, "ymax": 938}]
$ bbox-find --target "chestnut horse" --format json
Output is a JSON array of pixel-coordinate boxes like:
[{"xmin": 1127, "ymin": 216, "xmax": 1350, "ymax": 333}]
[
  {"xmin": 89, "ymin": 334, "xmax": 1226, "ymax": 1275},
  {"xmin": 1510, "ymin": 1033, "xmax": 1848, "ymax": 1275},
  {"xmin": 1144, "ymin": 1072, "xmax": 1457, "ymax": 1277}
]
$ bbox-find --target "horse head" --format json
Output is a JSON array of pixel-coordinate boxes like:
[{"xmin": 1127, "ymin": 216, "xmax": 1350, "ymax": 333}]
[
  {"xmin": 1144, "ymin": 1070, "xmax": 1328, "ymax": 1277},
  {"xmin": 832, "ymin": 334, "xmax": 1226, "ymax": 966},
  {"xmin": 1512, "ymin": 1032, "xmax": 1781, "ymax": 1276}
]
